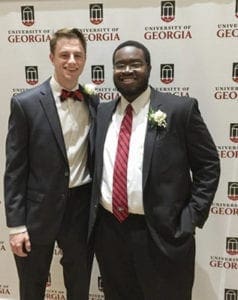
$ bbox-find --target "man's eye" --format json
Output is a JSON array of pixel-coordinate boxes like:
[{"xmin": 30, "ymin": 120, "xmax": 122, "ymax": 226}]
[
  {"xmin": 115, "ymin": 64, "xmax": 125, "ymax": 70},
  {"xmin": 75, "ymin": 54, "xmax": 84, "ymax": 59},
  {"xmin": 131, "ymin": 62, "xmax": 143, "ymax": 68}
]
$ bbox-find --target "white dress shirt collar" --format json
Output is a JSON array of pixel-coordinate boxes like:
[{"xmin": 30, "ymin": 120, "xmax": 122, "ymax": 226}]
[
  {"xmin": 119, "ymin": 87, "xmax": 151, "ymax": 115},
  {"xmin": 50, "ymin": 76, "xmax": 79, "ymax": 96}
]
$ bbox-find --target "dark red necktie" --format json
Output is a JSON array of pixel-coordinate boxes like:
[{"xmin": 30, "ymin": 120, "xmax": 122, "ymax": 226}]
[
  {"xmin": 60, "ymin": 89, "xmax": 84, "ymax": 102},
  {"xmin": 112, "ymin": 104, "xmax": 133, "ymax": 222}
]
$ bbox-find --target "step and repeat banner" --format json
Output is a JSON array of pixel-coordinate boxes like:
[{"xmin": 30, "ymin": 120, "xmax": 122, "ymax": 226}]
[{"xmin": 0, "ymin": 1, "xmax": 237, "ymax": 299}]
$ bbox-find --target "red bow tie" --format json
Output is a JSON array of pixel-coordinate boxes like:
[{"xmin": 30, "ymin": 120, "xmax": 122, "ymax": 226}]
[{"xmin": 60, "ymin": 89, "xmax": 84, "ymax": 102}]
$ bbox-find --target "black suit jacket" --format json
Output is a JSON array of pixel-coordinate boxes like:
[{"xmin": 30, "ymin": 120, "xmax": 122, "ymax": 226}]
[
  {"xmin": 89, "ymin": 87, "xmax": 220, "ymax": 259},
  {"xmin": 4, "ymin": 78, "xmax": 99, "ymax": 244}
]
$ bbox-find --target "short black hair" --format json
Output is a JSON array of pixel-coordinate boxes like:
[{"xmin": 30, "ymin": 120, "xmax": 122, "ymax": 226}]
[{"xmin": 112, "ymin": 40, "xmax": 151, "ymax": 66}]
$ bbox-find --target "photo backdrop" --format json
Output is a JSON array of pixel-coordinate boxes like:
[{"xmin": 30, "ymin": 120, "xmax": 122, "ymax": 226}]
[{"xmin": 0, "ymin": 1, "xmax": 238, "ymax": 299}]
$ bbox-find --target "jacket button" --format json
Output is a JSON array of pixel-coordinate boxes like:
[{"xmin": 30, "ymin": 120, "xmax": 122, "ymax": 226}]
[{"xmin": 64, "ymin": 171, "xmax": 69, "ymax": 177}]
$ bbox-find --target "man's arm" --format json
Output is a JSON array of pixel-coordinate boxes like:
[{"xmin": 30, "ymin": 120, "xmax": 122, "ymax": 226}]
[
  {"xmin": 184, "ymin": 98, "xmax": 220, "ymax": 229},
  {"xmin": 4, "ymin": 96, "xmax": 31, "ymax": 256}
]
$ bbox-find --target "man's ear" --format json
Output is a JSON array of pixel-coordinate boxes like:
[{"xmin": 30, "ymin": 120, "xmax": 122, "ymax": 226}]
[
  {"xmin": 49, "ymin": 53, "xmax": 54, "ymax": 64},
  {"xmin": 148, "ymin": 64, "xmax": 152, "ymax": 75}
]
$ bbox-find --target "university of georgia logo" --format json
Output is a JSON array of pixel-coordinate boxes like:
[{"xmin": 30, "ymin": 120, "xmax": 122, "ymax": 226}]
[
  {"xmin": 161, "ymin": 1, "xmax": 175, "ymax": 22},
  {"xmin": 232, "ymin": 62, "xmax": 238, "ymax": 82},
  {"xmin": 21, "ymin": 6, "xmax": 34, "ymax": 26},
  {"xmin": 230, "ymin": 123, "xmax": 238, "ymax": 143},
  {"xmin": 91, "ymin": 65, "xmax": 104, "ymax": 85},
  {"xmin": 89, "ymin": 3, "xmax": 103, "ymax": 25},
  {"xmin": 226, "ymin": 237, "xmax": 238, "ymax": 255},
  {"xmin": 225, "ymin": 289, "xmax": 238, "ymax": 300},
  {"xmin": 98, "ymin": 276, "xmax": 103, "ymax": 292},
  {"xmin": 160, "ymin": 64, "xmax": 174, "ymax": 84},
  {"xmin": 25, "ymin": 66, "xmax": 38, "ymax": 85},
  {"xmin": 228, "ymin": 182, "xmax": 238, "ymax": 201}
]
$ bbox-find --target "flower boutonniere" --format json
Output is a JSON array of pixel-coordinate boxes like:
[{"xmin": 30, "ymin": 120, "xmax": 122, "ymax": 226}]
[
  {"xmin": 148, "ymin": 108, "xmax": 167, "ymax": 128},
  {"xmin": 83, "ymin": 83, "xmax": 96, "ymax": 95}
]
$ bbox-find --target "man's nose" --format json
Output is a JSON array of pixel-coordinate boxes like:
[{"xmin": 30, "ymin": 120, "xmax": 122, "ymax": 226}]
[
  {"xmin": 123, "ymin": 65, "xmax": 133, "ymax": 72},
  {"xmin": 68, "ymin": 54, "xmax": 76, "ymax": 63}
]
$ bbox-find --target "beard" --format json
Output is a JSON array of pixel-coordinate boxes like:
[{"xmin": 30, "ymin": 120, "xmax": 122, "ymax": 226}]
[{"xmin": 114, "ymin": 78, "xmax": 149, "ymax": 101}]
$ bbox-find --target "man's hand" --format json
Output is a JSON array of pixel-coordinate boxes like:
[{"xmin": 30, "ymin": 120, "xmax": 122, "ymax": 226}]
[{"xmin": 9, "ymin": 231, "xmax": 31, "ymax": 257}]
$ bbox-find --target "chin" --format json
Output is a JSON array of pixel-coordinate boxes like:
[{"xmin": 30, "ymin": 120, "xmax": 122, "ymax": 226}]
[
  {"xmin": 119, "ymin": 86, "xmax": 138, "ymax": 95},
  {"xmin": 65, "ymin": 75, "xmax": 78, "ymax": 82}
]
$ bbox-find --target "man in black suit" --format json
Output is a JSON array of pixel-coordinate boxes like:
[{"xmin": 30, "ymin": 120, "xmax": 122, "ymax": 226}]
[
  {"xmin": 4, "ymin": 28, "xmax": 99, "ymax": 300},
  {"xmin": 88, "ymin": 40, "xmax": 220, "ymax": 299}
]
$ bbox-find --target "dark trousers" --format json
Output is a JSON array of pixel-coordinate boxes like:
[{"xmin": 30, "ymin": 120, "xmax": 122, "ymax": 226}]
[
  {"xmin": 95, "ymin": 206, "xmax": 195, "ymax": 300},
  {"xmin": 14, "ymin": 183, "xmax": 94, "ymax": 300}
]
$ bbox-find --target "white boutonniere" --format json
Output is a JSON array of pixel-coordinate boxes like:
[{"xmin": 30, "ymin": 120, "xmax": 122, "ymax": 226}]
[
  {"xmin": 83, "ymin": 83, "xmax": 96, "ymax": 95},
  {"xmin": 148, "ymin": 108, "xmax": 167, "ymax": 128}
]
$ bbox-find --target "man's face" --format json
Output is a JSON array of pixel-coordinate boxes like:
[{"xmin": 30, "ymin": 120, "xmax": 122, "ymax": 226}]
[
  {"xmin": 50, "ymin": 37, "xmax": 86, "ymax": 89},
  {"xmin": 113, "ymin": 46, "xmax": 151, "ymax": 102}
]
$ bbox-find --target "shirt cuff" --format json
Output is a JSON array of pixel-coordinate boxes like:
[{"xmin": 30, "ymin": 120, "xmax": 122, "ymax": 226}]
[{"xmin": 9, "ymin": 226, "xmax": 27, "ymax": 235}]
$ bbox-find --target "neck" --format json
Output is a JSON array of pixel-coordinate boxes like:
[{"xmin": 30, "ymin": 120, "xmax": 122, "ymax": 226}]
[{"xmin": 54, "ymin": 75, "xmax": 78, "ymax": 91}]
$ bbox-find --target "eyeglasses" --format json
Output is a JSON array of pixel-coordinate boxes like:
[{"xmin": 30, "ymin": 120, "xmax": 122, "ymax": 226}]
[{"xmin": 114, "ymin": 61, "xmax": 145, "ymax": 72}]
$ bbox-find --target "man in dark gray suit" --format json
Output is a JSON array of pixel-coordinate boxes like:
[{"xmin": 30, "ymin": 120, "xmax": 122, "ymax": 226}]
[
  {"xmin": 4, "ymin": 28, "xmax": 99, "ymax": 300},
  {"xmin": 88, "ymin": 40, "xmax": 220, "ymax": 299}
]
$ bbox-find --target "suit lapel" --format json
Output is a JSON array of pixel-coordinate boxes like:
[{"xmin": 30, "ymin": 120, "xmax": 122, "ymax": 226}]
[
  {"xmin": 143, "ymin": 88, "xmax": 162, "ymax": 189},
  {"xmin": 96, "ymin": 100, "xmax": 118, "ymax": 182},
  {"xmin": 39, "ymin": 80, "xmax": 68, "ymax": 163},
  {"xmin": 84, "ymin": 93, "xmax": 97, "ymax": 157}
]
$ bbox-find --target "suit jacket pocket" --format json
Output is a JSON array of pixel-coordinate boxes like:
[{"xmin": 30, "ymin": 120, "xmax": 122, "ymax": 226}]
[
  {"xmin": 175, "ymin": 205, "xmax": 195, "ymax": 239},
  {"xmin": 153, "ymin": 130, "xmax": 187, "ymax": 175},
  {"xmin": 26, "ymin": 190, "xmax": 46, "ymax": 228},
  {"xmin": 27, "ymin": 190, "xmax": 45, "ymax": 203},
  {"xmin": 151, "ymin": 204, "xmax": 177, "ymax": 237},
  {"xmin": 155, "ymin": 129, "xmax": 177, "ymax": 144}
]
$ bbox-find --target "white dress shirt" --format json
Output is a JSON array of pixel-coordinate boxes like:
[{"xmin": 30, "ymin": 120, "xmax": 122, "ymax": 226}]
[
  {"xmin": 101, "ymin": 87, "xmax": 151, "ymax": 215},
  {"xmin": 51, "ymin": 76, "xmax": 91, "ymax": 188}
]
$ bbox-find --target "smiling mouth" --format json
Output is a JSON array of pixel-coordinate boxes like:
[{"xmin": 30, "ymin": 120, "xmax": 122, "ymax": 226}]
[{"xmin": 120, "ymin": 75, "xmax": 136, "ymax": 83}]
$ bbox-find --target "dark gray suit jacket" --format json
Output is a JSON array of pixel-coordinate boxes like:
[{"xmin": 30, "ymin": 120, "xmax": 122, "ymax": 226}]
[
  {"xmin": 89, "ymin": 87, "xmax": 220, "ymax": 259},
  {"xmin": 4, "ymin": 78, "xmax": 99, "ymax": 244}
]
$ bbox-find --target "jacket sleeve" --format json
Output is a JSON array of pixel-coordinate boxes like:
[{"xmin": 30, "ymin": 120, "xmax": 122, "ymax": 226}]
[
  {"xmin": 4, "ymin": 96, "xmax": 29, "ymax": 227},
  {"xmin": 184, "ymin": 98, "xmax": 220, "ymax": 228}
]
